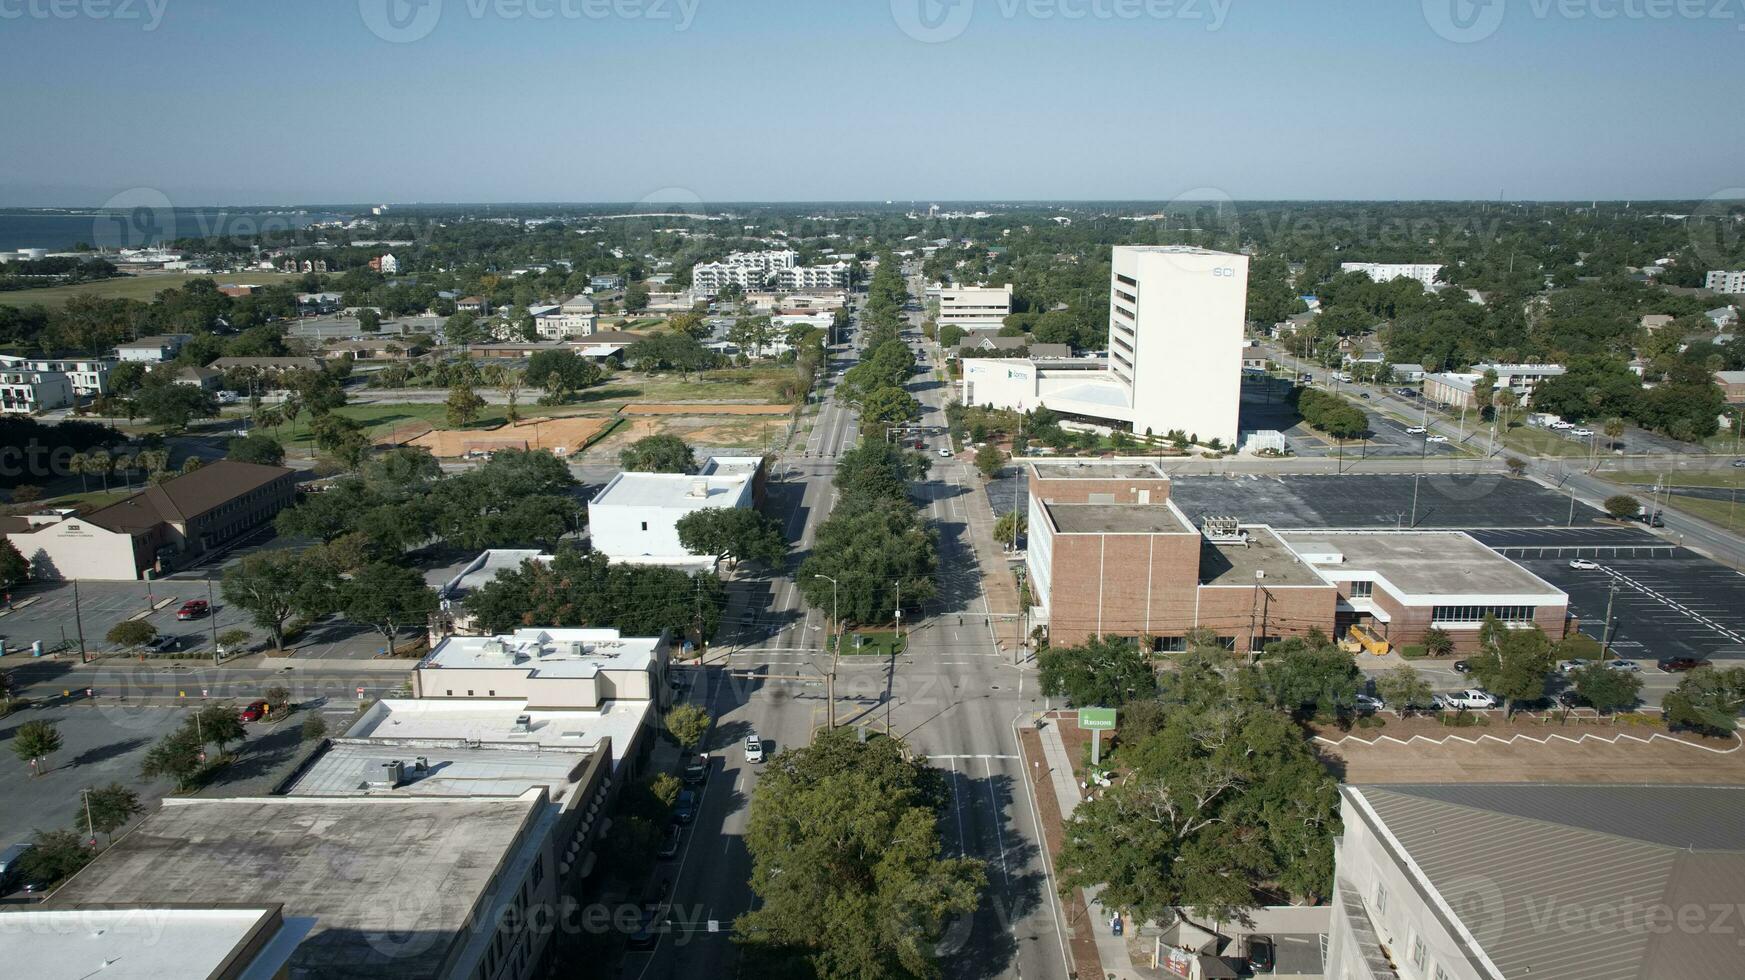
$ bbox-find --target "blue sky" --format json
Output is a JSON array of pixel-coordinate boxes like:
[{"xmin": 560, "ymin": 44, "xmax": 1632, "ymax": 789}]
[{"xmin": 1, "ymin": 0, "xmax": 1740, "ymax": 205}]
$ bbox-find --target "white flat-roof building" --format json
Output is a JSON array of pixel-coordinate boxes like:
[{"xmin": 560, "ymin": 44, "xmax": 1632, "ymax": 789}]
[
  {"xmin": 115, "ymin": 334, "xmax": 192, "ymax": 363},
  {"xmin": 412, "ymin": 626, "xmax": 667, "ymax": 710},
  {"xmin": 0, "ymin": 905, "xmax": 303, "ymax": 980},
  {"xmin": 0, "ymin": 354, "xmax": 112, "ymax": 395},
  {"xmin": 0, "ymin": 369, "xmax": 74, "ymax": 414},
  {"xmin": 959, "ymin": 246, "xmax": 1248, "ymax": 445},
  {"xmin": 1706, "ymin": 270, "xmax": 1745, "ymax": 293},
  {"xmin": 937, "ymin": 283, "xmax": 1014, "ymax": 329},
  {"xmin": 351, "ymin": 695, "xmax": 654, "ymax": 773},
  {"xmin": 587, "ymin": 456, "xmax": 762, "ymax": 565},
  {"xmin": 1341, "ymin": 262, "xmax": 1444, "ymax": 289}
]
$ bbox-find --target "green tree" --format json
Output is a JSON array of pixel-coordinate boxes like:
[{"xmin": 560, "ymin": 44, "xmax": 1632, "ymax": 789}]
[
  {"xmin": 1421, "ymin": 627, "xmax": 1455, "ymax": 657},
  {"xmin": 1468, "ymin": 620, "xmax": 1554, "ymax": 715},
  {"xmin": 1567, "ymin": 662, "xmax": 1642, "ymax": 715},
  {"xmin": 191, "ymin": 703, "xmax": 246, "ymax": 755},
  {"xmin": 20, "ymin": 830, "xmax": 94, "ymax": 885},
  {"xmin": 445, "ymin": 381, "xmax": 486, "ymax": 428},
  {"xmin": 833, "ymin": 439, "xmax": 929, "ymax": 509},
  {"xmin": 463, "ymin": 547, "xmax": 724, "ymax": 641},
  {"xmin": 444, "ymin": 310, "xmax": 483, "ymax": 348},
  {"xmin": 650, "ymin": 771, "xmax": 683, "ymax": 809},
  {"xmin": 105, "ymin": 619, "xmax": 158, "ymax": 649},
  {"xmin": 264, "ymin": 683, "xmax": 292, "ymax": 716},
  {"xmin": 524, "ymin": 348, "xmax": 602, "ymax": 403},
  {"xmin": 620, "ymin": 434, "xmax": 696, "ymax": 473},
  {"xmin": 78, "ymin": 782, "xmax": 143, "ymax": 843},
  {"xmin": 736, "ymin": 728, "xmax": 984, "ymax": 979},
  {"xmin": 0, "ymin": 539, "xmax": 28, "ymax": 592},
  {"xmin": 1604, "ymin": 494, "xmax": 1640, "ymax": 520},
  {"xmin": 675, "ymin": 508, "xmax": 787, "ymax": 566},
  {"xmin": 140, "ymin": 727, "xmax": 205, "ymax": 791},
  {"xmin": 1603, "ymin": 416, "xmax": 1626, "ymax": 451},
  {"xmin": 859, "ymin": 385, "xmax": 922, "ymax": 427},
  {"xmin": 974, "ymin": 444, "xmax": 1006, "ymax": 480},
  {"xmin": 223, "ymin": 549, "xmax": 338, "ymax": 650},
  {"xmin": 796, "ymin": 498, "xmax": 937, "ymax": 626},
  {"xmin": 992, "ymin": 509, "xmax": 1026, "ymax": 547},
  {"xmin": 357, "ymin": 308, "xmax": 381, "ymax": 333},
  {"xmin": 665, "ymin": 703, "xmax": 712, "ymax": 751},
  {"xmin": 301, "ymin": 715, "xmax": 328, "ymax": 742},
  {"xmin": 341, "ymin": 562, "xmax": 439, "ymax": 656},
  {"xmin": 13, "ymin": 719, "xmax": 61, "ymax": 776},
  {"xmin": 1038, "ymin": 635, "xmax": 1157, "ymax": 707},
  {"xmin": 1057, "ymin": 694, "xmax": 1340, "ymax": 927},
  {"xmin": 1250, "ymin": 643, "xmax": 1362, "ymax": 717},
  {"xmin": 227, "ymin": 432, "xmax": 285, "ymax": 467},
  {"xmin": 1662, "ymin": 665, "xmax": 1745, "ymax": 736},
  {"xmin": 1374, "ymin": 665, "xmax": 1434, "ymax": 716}
]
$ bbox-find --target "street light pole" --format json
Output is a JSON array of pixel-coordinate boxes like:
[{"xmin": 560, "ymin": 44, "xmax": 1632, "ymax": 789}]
[{"xmin": 812, "ymin": 574, "xmax": 841, "ymax": 731}]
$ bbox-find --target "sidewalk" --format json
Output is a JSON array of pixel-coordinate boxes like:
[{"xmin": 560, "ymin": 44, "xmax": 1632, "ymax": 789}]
[
  {"xmin": 1037, "ymin": 717, "xmax": 1141, "ymax": 979},
  {"xmin": 958, "ymin": 465, "xmax": 1029, "ymax": 657}
]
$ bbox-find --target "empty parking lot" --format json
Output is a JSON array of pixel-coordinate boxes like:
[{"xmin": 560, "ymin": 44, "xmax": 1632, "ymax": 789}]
[{"xmin": 1167, "ymin": 473, "xmax": 1597, "ymax": 529}]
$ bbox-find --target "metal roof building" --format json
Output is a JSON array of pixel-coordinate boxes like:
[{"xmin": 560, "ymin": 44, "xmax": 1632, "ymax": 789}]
[{"xmin": 1330, "ymin": 783, "xmax": 1745, "ymax": 980}]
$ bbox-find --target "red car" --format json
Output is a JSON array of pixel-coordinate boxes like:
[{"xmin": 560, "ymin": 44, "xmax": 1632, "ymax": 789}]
[
  {"xmin": 176, "ymin": 600, "xmax": 210, "ymax": 621},
  {"xmin": 239, "ymin": 700, "xmax": 268, "ymax": 723}
]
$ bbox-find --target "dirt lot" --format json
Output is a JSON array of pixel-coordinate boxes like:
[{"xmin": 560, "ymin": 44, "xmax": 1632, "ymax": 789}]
[
  {"xmin": 623, "ymin": 403, "xmax": 791, "ymax": 416},
  {"xmin": 1313, "ymin": 714, "xmax": 1745, "ymax": 784},
  {"xmin": 586, "ymin": 414, "xmax": 790, "ymax": 455},
  {"xmin": 406, "ymin": 415, "xmax": 614, "ymax": 458}
]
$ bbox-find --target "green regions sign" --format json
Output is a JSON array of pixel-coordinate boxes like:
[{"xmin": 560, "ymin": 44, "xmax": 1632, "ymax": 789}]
[{"xmin": 1078, "ymin": 708, "xmax": 1116, "ymax": 731}]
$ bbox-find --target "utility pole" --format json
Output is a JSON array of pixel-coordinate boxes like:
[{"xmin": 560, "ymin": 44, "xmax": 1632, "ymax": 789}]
[
  {"xmin": 1599, "ymin": 579, "xmax": 1619, "ymax": 659},
  {"xmin": 82, "ymin": 787, "xmax": 95, "ymax": 846},
  {"xmin": 207, "ymin": 579, "xmax": 220, "ymax": 665},
  {"xmin": 72, "ymin": 579, "xmax": 87, "ymax": 663},
  {"xmin": 894, "ymin": 580, "xmax": 903, "ymax": 639}
]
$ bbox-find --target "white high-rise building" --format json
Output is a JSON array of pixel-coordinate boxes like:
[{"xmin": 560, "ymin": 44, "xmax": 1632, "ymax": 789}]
[
  {"xmin": 1707, "ymin": 270, "xmax": 1745, "ymax": 294},
  {"xmin": 958, "ymin": 246, "xmax": 1247, "ymax": 445},
  {"xmin": 1340, "ymin": 262, "xmax": 1443, "ymax": 289}
]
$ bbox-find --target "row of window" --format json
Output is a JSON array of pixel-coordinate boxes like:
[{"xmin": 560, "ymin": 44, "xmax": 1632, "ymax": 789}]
[
  {"xmin": 1371, "ymin": 883, "xmax": 1452, "ymax": 980},
  {"xmin": 1431, "ymin": 605, "xmax": 1537, "ymax": 625}
]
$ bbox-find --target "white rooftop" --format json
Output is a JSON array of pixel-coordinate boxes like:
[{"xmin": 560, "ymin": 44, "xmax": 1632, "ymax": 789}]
[
  {"xmin": 347, "ymin": 697, "xmax": 650, "ymax": 770},
  {"xmin": 0, "ymin": 906, "xmax": 301, "ymax": 980},
  {"xmin": 432, "ymin": 549, "xmax": 549, "ymax": 599},
  {"xmin": 420, "ymin": 627, "xmax": 659, "ymax": 677},
  {"xmin": 699, "ymin": 455, "xmax": 763, "ymax": 478},
  {"xmin": 591, "ymin": 470, "xmax": 751, "ymax": 510},
  {"xmin": 289, "ymin": 740, "xmax": 594, "ymax": 801}
]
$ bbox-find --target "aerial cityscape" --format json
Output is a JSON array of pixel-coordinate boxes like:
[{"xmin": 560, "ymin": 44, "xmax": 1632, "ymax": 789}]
[{"xmin": 2, "ymin": 4, "xmax": 1744, "ymax": 980}]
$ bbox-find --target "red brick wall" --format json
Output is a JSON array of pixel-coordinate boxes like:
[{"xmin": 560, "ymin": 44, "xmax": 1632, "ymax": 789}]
[
  {"xmin": 1196, "ymin": 584, "xmax": 1338, "ymax": 652},
  {"xmin": 1366, "ymin": 592, "xmax": 1569, "ymax": 652}
]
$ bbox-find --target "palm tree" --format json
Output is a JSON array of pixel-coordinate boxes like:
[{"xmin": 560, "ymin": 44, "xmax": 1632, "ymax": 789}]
[
  {"xmin": 138, "ymin": 450, "xmax": 170, "ymax": 483},
  {"xmin": 68, "ymin": 452, "xmax": 90, "ymax": 493},
  {"xmin": 255, "ymin": 406, "xmax": 283, "ymax": 438},
  {"xmin": 88, "ymin": 449, "xmax": 112, "ymax": 492},
  {"xmin": 1604, "ymin": 416, "xmax": 1625, "ymax": 452},
  {"xmin": 110, "ymin": 453, "xmax": 133, "ymax": 490}
]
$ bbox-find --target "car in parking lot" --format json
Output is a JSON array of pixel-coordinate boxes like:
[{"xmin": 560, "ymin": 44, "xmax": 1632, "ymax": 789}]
[
  {"xmin": 1568, "ymin": 558, "xmax": 1600, "ymax": 570},
  {"xmin": 176, "ymin": 600, "xmax": 210, "ymax": 621},
  {"xmin": 1425, "ymin": 434, "xmax": 1449, "ymax": 443},
  {"xmin": 143, "ymin": 634, "xmax": 180, "ymax": 653},
  {"xmin": 744, "ymin": 734, "xmax": 765, "ymax": 764},
  {"xmin": 1358, "ymin": 392, "xmax": 1371, "ymax": 399},
  {"xmin": 1657, "ymin": 656, "xmax": 1709, "ymax": 672},
  {"xmin": 1353, "ymin": 693, "xmax": 1384, "ymax": 714},
  {"xmin": 1451, "ymin": 659, "xmax": 1471, "ymax": 673},
  {"xmin": 674, "ymin": 789, "xmax": 698, "ymax": 824},
  {"xmin": 238, "ymin": 699, "xmax": 269, "ymax": 723},
  {"xmin": 1733, "ymin": 459, "xmax": 1745, "ymax": 468},
  {"xmin": 1244, "ymin": 935, "xmax": 1275, "ymax": 975},
  {"xmin": 1435, "ymin": 689, "xmax": 1498, "ymax": 710},
  {"xmin": 1406, "ymin": 425, "xmax": 1427, "ymax": 435},
  {"xmin": 1557, "ymin": 658, "xmax": 1592, "ymax": 674},
  {"xmin": 1605, "ymin": 659, "xmax": 1641, "ymax": 672},
  {"xmin": 1571, "ymin": 427, "xmax": 1593, "ymax": 438},
  {"xmin": 626, "ymin": 906, "xmax": 665, "ymax": 951}
]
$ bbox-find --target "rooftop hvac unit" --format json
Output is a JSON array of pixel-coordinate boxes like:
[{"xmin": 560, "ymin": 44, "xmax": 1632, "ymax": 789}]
[
  {"xmin": 367, "ymin": 760, "xmax": 405, "ymax": 791},
  {"xmin": 1200, "ymin": 516, "xmax": 1248, "ymax": 544},
  {"xmin": 512, "ymin": 714, "xmax": 532, "ymax": 734},
  {"xmin": 687, "ymin": 479, "xmax": 709, "ymax": 498}
]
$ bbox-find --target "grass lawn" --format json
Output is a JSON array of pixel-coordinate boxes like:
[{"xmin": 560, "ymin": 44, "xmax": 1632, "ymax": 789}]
[
  {"xmin": 830, "ymin": 631, "xmax": 907, "ymax": 657},
  {"xmin": 571, "ymin": 368, "xmax": 791, "ymax": 407},
  {"xmin": 1498, "ymin": 424, "xmax": 1594, "ymax": 459},
  {"xmin": 1598, "ymin": 469, "xmax": 1745, "ymax": 533},
  {"xmin": 1600, "ymin": 469, "xmax": 1745, "ymax": 490},
  {"xmin": 0, "ymin": 271, "xmax": 304, "ymax": 308},
  {"xmin": 23, "ymin": 487, "xmax": 136, "ymax": 511}
]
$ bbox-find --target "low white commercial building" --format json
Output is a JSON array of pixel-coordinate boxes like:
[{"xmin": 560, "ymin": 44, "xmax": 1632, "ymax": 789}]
[
  {"xmin": 0, "ymin": 369, "xmax": 74, "ymax": 414},
  {"xmin": 958, "ymin": 246, "xmax": 1248, "ymax": 445},
  {"xmin": 1329, "ymin": 783, "xmax": 1745, "ymax": 980},
  {"xmin": 586, "ymin": 456, "xmax": 763, "ymax": 566},
  {"xmin": 937, "ymin": 283, "xmax": 1014, "ymax": 329},
  {"xmin": 0, "ymin": 905, "xmax": 302, "ymax": 980},
  {"xmin": 1706, "ymin": 270, "xmax": 1745, "ymax": 293},
  {"xmin": 0, "ymin": 353, "xmax": 112, "ymax": 395},
  {"xmin": 1341, "ymin": 262, "xmax": 1444, "ymax": 289}
]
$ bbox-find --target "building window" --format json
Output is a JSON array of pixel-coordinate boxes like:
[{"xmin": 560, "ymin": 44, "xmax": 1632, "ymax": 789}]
[
  {"xmin": 1410, "ymin": 935, "xmax": 1426, "ymax": 968},
  {"xmin": 641, "ymin": 522, "xmax": 648, "ymax": 531},
  {"xmin": 1431, "ymin": 605, "xmax": 1536, "ymax": 625},
  {"xmin": 1433, "ymin": 967, "xmax": 1451, "ymax": 980},
  {"xmin": 1373, "ymin": 882, "xmax": 1388, "ymax": 915},
  {"xmin": 1348, "ymin": 581, "xmax": 1373, "ymax": 598}
]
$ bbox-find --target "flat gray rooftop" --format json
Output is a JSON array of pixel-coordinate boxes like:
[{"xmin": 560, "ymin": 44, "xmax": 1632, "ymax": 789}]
[
  {"xmin": 1045, "ymin": 502, "xmax": 1191, "ymax": 534},
  {"xmin": 1283, "ymin": 530, "xmax": 1563, "ymax": 598},
  {"xmin": 47, "ymin": 794, "xmax": 542, "ymax": 980},
  {"xmin": 1201, "ymin": 527, "xmax": 1328, "ymax": 587},
  {"xmin": 1030, "ymin": 461, "xmax": 1167, "ymax": 481},
  {"xmin": 289, "ymin": 741, "xmax": 593, "ymax": 803}
]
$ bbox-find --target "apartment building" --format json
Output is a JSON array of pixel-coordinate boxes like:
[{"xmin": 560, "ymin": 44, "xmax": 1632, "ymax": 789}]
[
  {"xmin": 0, "ymin": 353, "xmax": 112, "ymax": 395},
  {"xmin": 1329, "ymin": 784, "xmax": 1745, "ymax": 980},
  {"xmin": 1340, "ymin": 262, "xmax": 1444, "ymax": 289},
  {"xmin": 690, "ymin": 250, "xmax": 805, "ymax": 296},
  {"xmin": 937, "ymin": 283, "xmax": 1014, "ymax": 330},
  {"xmin": 0, "ymin": 369, "xmax": 74, "ymax": 414},
  {"xmin": 1705, "ymin": 269, "xmax": 1745, "ymax": 293},
  {"xmin": 775, "ymin": 261, "xmax": 851, "ymax": 291}
]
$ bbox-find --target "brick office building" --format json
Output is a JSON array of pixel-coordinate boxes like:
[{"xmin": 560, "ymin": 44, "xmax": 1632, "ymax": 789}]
[{"xmin": 1024, "ymin": 461, "xmax": 1568, "ymax": 653}]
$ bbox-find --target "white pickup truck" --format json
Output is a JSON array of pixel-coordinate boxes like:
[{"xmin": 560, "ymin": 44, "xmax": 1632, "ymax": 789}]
[{"xmin": 1435, "ymin": 689, "xmax": 1499, "ymax": 710}]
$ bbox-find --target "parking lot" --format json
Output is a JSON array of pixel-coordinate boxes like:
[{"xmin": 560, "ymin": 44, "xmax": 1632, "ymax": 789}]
[
  {"xmin": 1167, "ymin": 473, "xmax": 1598, "ymax": 529},
  {"xmin": 1521, "ymin": 552, "xmax": 1745, "ymax": 666},
  {"xmin": 1238, "ymin": 378, "xmax": 1461, "ymax": 460}
]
